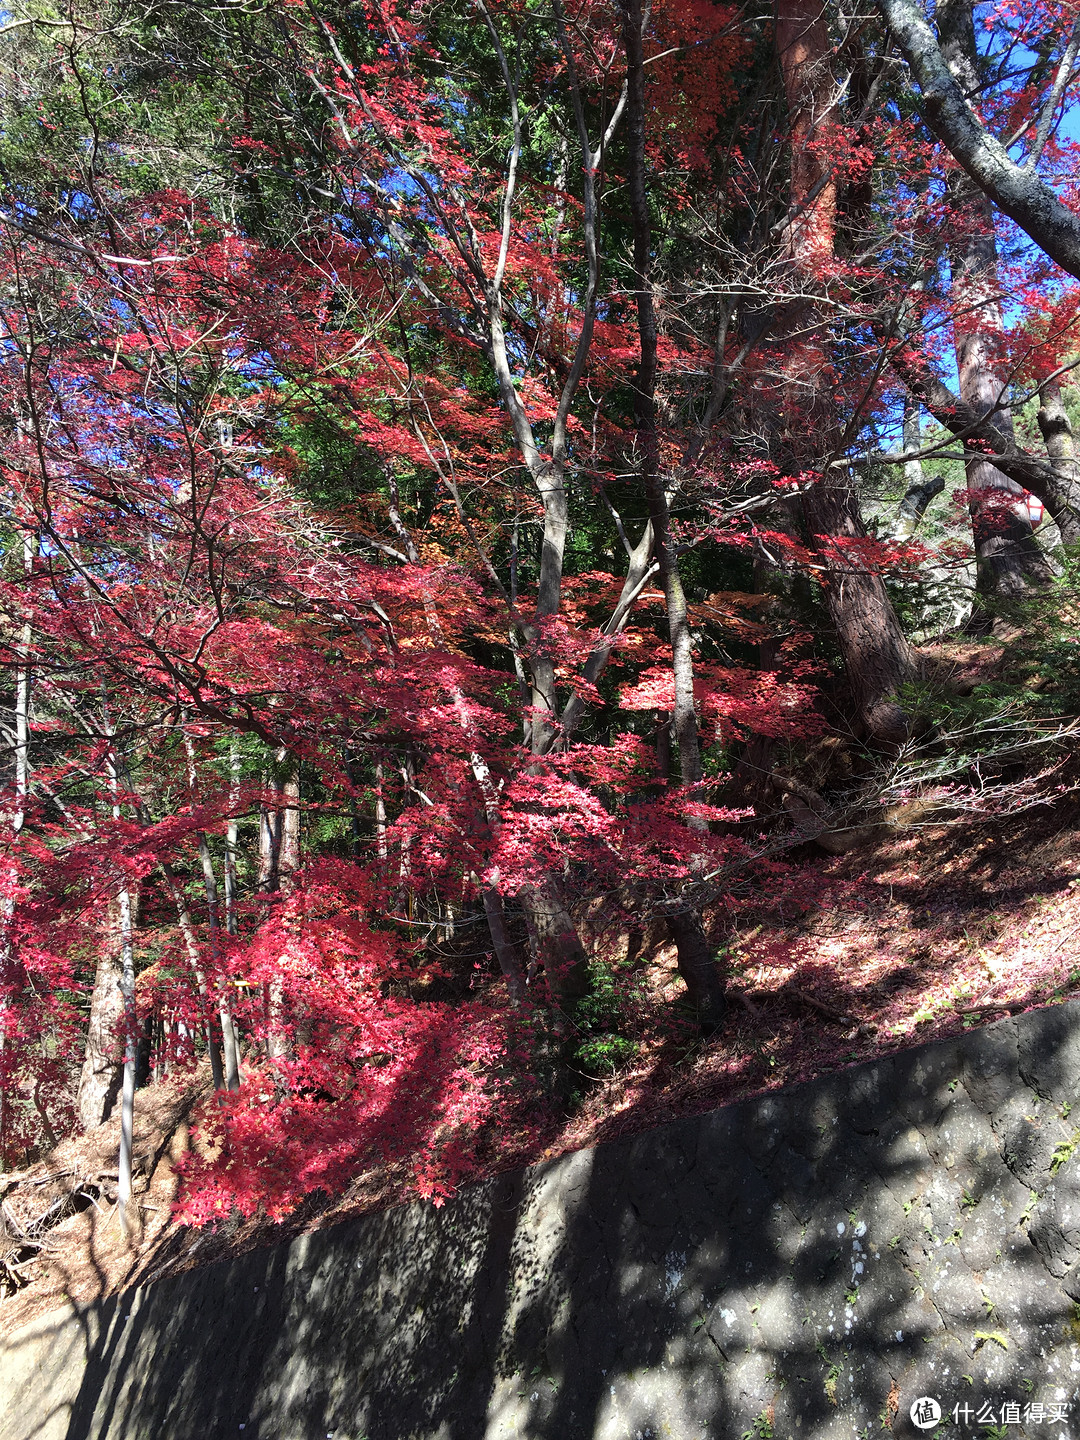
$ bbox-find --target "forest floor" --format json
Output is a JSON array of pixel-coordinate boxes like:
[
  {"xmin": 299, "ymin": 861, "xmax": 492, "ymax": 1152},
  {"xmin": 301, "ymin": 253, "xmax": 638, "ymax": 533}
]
[{"xmin": 4, "ymin": 734, "xmax": 1080, "ymax": 1338}]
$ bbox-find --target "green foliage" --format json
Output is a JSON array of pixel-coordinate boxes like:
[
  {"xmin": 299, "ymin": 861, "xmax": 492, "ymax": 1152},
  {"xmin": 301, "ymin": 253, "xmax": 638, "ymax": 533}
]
[
  {"xmin": 573, "ymin": 1031, "xmax": 638, "ymax": 1077},
  {"xmin": 568, "ymin": 961, "xmax": 646, "ymax": 1078},
  {"xmin": 1050, "ymin": 1132, "xmax": 1080, "ymax": 1174},
  {"xmin": 973, "ymin": 1329, "xmax": 1009, "ymax": 1351},
  {"xmin": 882, "ymin": 562, "xmax": 1080, "ymax": 813},
  {"xmin": 741, "ymin": 1413, "xmax": 774, "ymax": 1440},
  {"xmin": 928, "ymin": 562, "xmax": 1080, "ymax": 722}
]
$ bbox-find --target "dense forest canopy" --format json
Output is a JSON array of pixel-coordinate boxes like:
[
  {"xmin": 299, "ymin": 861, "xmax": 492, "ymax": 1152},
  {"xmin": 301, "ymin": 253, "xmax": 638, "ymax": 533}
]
[{"xmin": 1, "ymin": 0, "xmax": 1079, "ymax": 1225}]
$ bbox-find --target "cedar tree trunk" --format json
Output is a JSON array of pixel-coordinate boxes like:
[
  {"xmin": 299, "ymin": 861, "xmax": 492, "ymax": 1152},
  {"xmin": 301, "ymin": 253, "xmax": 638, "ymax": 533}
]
[{"xmin": 777, "ymin": 0, "xmax": 917, "ymax": 743}]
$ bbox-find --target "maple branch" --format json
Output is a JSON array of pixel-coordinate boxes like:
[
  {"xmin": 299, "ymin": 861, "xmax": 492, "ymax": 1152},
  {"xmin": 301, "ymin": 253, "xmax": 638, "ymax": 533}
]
[
  {"xmin": 303, "ymin": 10, "xmax": 490, "ymax": 310},
  {"xmin": 550, "ymin": 0, "xmax": 601, "ymax": 462},
  {"xmin": 474, "ymin": 0, "xmax": 521, "ymax": 296},
  {"xmin": 554, "ymin": 529, "xmax": 658, "ymax": 750},
  {"xmin": 878, "ymin": 0, "xmax": 1080, "ymax": 280},
  {"xmin": 593, "ymin": 81, "xmax": 629, "ymax": 171},
  {"xmin": 0, "ymin": 214, "xmax": 182, "ymax": 269},
  {"xmin": 1022, "ymin": 15, "xmax": 1080, "ymax": 172}
]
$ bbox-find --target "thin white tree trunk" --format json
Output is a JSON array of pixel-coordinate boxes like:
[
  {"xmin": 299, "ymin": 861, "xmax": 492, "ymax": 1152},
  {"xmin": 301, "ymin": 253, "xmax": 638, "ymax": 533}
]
[
  {"xmin": 182, "ymin": 731, "xmax": 240, "ymax": 1090},
  {"xmin": 224, "ymin": 742, "xmax": 240, "ymax": 937},
  {"xmin": 105, "ymin": 747, "xmax": 137, "ymax": 1237},
  {"xmin": 115, "ymin": 883, "xmax": 137, "ymax": 1237},
  {"xmin": 197, "ymin": 833, "xmax": 241, "ymax": 1091},
  {"xmin": 0, "ymin": 533, "xmax": 34, "ymax": 1162}
]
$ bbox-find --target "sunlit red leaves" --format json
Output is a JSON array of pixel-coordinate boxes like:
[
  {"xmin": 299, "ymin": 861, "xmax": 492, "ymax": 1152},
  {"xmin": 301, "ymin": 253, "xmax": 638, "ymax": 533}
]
[
  {"xmin": 171, "ymin": 863, "xmax": 514, "ymax": 1219},
  {"xmin": 617, "ymin": 662, "xmax": 822, "ymax": 745}
]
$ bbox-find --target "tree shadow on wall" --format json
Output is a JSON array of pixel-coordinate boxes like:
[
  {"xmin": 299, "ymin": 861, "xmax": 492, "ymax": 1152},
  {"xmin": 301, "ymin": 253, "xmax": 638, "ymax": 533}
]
[{"xmin": 54, "ymin": 1002, "xmax": 1080, "ymax": 1440}]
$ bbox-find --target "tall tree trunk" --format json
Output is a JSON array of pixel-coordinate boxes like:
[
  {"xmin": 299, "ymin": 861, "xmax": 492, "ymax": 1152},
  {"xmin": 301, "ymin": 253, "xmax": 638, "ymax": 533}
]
[
  {"xmin": 183, "ymin": 731, "xmax": 240, "ymax": 1090},
  {"xmin": 264, "ymin": 753, "xmax": 298, "ymax": 1071},
  {"xmin": 224, "ymin": 741, "xmax": 240, "ymax": 937},
  {"xmin": 894, "ymin": 399, "xmax": 946, "ymax": 540},
  {"xmin": 938, "ymin": 0, "xmax": 1051, "ymax": 616},
  {"xmin": 1037, "ymin": 378, "xmax": 1080, "ymax": 547},
  {"xmin": 656, "ymin": 712, "xmax": 672, "ymax": 780},
  {"xmin": 76, "ymin": 907, "xmax": 126, "ymax": 1131},
  {"xmin": 0, "ymin": 533, "xmax": 33, "ymax": 1161},
  {"xmin": 776, "ymin": 0, "xmax": 917, "ymax": 743},
  {"xmin": 280, "ymin": 763, "xmax": 300, "ymax": 885},
  {"xmin": 805, "ymin": 479, "xmax": 918, "ymax": 743},
  {"xmin": 106, "ymin": 743, "xmax": 137, "ymax": 1236},
  {"xmin": 114, "ymin": 879, "xmax": 137, "ymax": 1238},
  {"xmin": 520, "ymin": 880, "xmax": 589, "ymax": 1001},
  {"xmin": 258, "ymin": 758, "xmax": 285, "ymax": 893},
  {"xmin": 621, "ymin": 0, "xmax": 725, "ymax": 1033},
  {"xmin": 196, "ymin": 833, "xmax": 241, "ymax": 1092},
  {"xmin": 77, "ymin": 702, "xmax": 140, "ymax": 1148}
]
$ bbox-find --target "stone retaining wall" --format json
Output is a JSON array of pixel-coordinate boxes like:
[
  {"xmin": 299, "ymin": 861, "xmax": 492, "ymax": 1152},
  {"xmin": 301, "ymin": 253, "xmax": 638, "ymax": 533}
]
[{"xmin": 6, "ymin": 1003, "xmax": 1080, "ymax": 1439}]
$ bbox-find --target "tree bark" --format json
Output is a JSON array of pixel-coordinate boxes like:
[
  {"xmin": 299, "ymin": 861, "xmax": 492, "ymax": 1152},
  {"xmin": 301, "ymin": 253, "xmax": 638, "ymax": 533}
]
[
  {"xmin": 224, "ymin": 741, "xmax": 240, "ymax": 937},
  {"xmin": 777, "ymin": 0, "xmax": 917, "ymax": 744},
  {"xmin": 520, "ymin": 879, "xmax": 590, "ymax": 1001},
  {"xmin": 806, "ymin": 480, "xmax": 917, "ymax": 743},
  {"xmin": 280, "ymin": 764, "xmax": 300, "ymax": 885},
  {"xmin": 895, "ymin": 352, "xmax": 1080, "ymax": 538},
  {"xmin": 894, "ymin": 400, "xmax": 945, "ymax": 540},
  {"xmin": 895, "ymin": 476, "xmax": 945, "ymax": 540},
  {"xmin": 258, "ymin": 791, "xmax": 282, "ymax": 892},
  {"xmin": 0, "ymin": 533, "xmax": 33, "ymax": 1161},
  {"xmin": 481, "ymin": 889, "xmax": 525, "ymax": 1004},
  {"xmin": 197, "ymin": 833, "xmax": 241, "ymax": 1091},
  {"xmin": 86, "ymin": 744, "xmax": 137, "ymax": 1236},
  {"xmin": 266, "ymin": 757, "xmax": 299, "ymax": 1071},
  {"xmin": 114, "ymin": 880, "xmax": 137, "ymax": 1238},
  {"xmin": 76, "ymin": 908, "xmax": 126, "ymax": 1130},
  {"xmin": 183, "ymin": 731, "xmax": 240, "ymax": 1090},
  {"xmin": 938, "ymin": 0, "xmax": 1052, "ymax": 613},
  {"xmin": 1037, "ymin": 379, "xmax": 1080, "ymax": 547},
  {"xmin": 667, "ymin": 910, "xmax": 726, "ymax": 1037},
  {"xmin": 876, "ymin": 0, "xmax": 1080, "ymax": 284}
]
